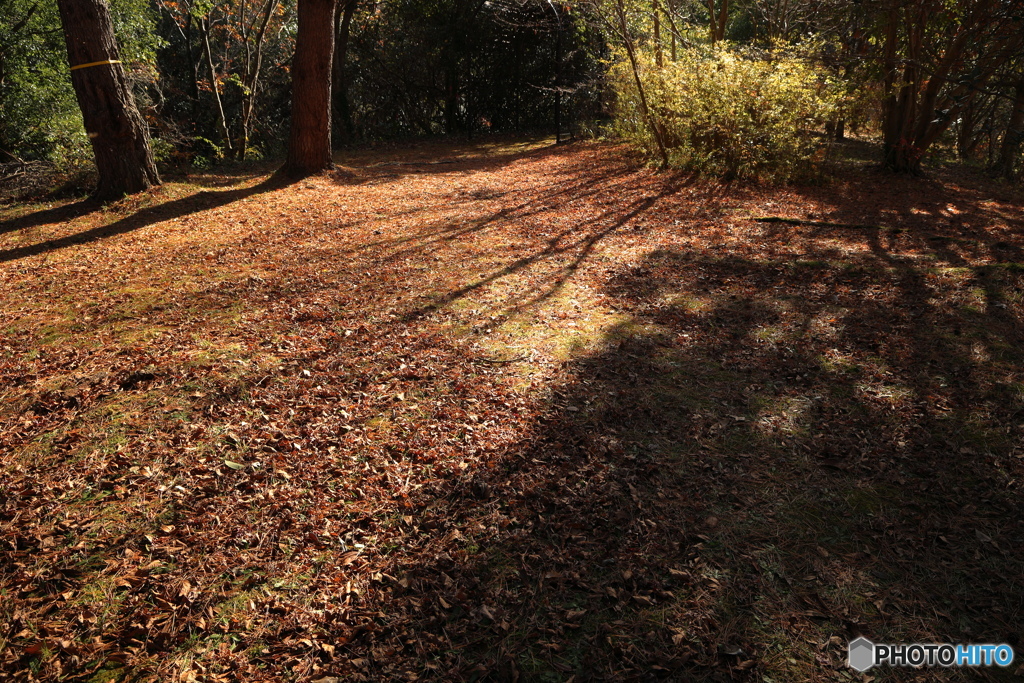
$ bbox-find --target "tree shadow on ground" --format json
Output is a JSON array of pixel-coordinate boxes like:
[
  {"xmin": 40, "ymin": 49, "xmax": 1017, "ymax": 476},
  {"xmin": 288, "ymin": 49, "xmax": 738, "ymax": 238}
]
[
  {"xmin": 329, "ymin": 140, "xmax": 638, "ymax": 191},
  {"xmin": 786, "ymin": 166, "xmax": 1024, "ymax": 237},
  {"xmin": 0, "ymin": 201, "xmax": 100, "ymax": 237},
  {"xmin": 320, "ymin": 145, "xmax": 728, "ymax": 330},
  {"xmin": 329, "ymin": 135, "xmax": 567, "ymax": 185},
  {"xmin": 346, "ymin": 238, "xmax": 1024, "ymax": 680},
  {"xmin": 5, "ymin": 141, "xmax": 1022, "ymax": 682},
  {"xmin": 0, "ymin": 176, "xmax": 286, "ymax": 263}
]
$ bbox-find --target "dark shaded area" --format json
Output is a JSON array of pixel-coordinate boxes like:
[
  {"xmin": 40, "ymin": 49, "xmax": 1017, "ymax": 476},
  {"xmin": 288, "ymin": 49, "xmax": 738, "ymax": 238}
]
[
  {"xmin": 337, "ymin": 198, "xmax": 1024, "ymax": 679},
  {"xmin": 341, "ymin": 0, "xmax": 604, "ymax": 140}
]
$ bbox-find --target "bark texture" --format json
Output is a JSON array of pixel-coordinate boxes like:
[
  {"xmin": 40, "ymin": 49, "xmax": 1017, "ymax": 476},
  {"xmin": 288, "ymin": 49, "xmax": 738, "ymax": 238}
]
[
  {"xmin": 283, "ymin": 0, "xmax": 337, "ymax": 178},
  {"xmin": 56, "ymin": 0, "xmax": 160, "ymax": 200}
]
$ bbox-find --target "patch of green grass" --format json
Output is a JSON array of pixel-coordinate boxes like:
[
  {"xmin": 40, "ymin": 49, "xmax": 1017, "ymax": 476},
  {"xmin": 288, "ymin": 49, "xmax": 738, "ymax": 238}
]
[
  {"xmin": 73, "ymin": 576, "xmax": 127, "ymax": 630},
  {"xmin": 816, "ymin": 353, "xmax": 861, "ymax": 376},
  {"xmin": 87, "ymin": 662, "xmax": 126, "ymax": 683},
  {"xmin": 664, "ymin": 293, "xmax": 711, "ymax": 313},
  {"xmin": 842, "ymin": 483, "xmax": 899, "ymax": 516},
  {"xmin": 753, "ymin": 324, "xmax": 786, "ymax": 344}
]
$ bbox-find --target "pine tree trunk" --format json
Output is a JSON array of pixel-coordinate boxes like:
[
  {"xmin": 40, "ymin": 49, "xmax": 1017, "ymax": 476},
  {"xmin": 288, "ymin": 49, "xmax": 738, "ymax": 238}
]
[
  {"xmin": 282, "ymin": 0, "xmax": 337, "ymax": 178},
  {"xmin": 56, "ymin": 0, "xmax": 160, "ymax": 200}
]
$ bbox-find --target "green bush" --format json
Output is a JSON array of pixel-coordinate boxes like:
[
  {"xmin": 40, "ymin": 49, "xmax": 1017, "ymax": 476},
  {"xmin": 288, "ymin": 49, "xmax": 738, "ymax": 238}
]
[{"xmin": 610, "ymin": 45, "xmax": 842, "ymax": 182}]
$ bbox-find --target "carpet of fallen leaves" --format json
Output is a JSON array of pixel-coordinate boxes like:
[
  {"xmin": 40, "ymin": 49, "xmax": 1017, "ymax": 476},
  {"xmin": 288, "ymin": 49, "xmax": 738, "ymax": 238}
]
[{"xmin": 2, "ymin": 137, "xmax": 1024, "ymax": 682}]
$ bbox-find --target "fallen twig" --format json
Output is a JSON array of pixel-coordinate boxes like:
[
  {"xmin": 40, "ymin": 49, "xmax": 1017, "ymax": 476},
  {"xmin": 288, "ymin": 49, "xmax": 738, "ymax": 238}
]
[
  {"xmin": 371, "ymin": 159, "xmax": 461, "ymax": 167},
  {"xmin": 751, "ymin": 216, "xmax": 893, "ymax": 230},
  {"xmin": 473, "ymin": 352, "xmax": 532, "ymax": 364}
]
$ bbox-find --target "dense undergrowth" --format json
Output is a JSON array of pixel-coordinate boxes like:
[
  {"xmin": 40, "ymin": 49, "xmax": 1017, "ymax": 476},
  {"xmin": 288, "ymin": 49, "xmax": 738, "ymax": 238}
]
[{"xmin": 610, "ymin": 45, "xmax": 847, "ymax": 181}]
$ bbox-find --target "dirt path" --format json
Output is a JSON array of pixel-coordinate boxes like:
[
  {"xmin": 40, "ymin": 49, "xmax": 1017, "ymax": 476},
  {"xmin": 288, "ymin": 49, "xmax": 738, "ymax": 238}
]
[{"xmin": 2, "ymin": 139, "xmax": 1023, "ymax": 681}]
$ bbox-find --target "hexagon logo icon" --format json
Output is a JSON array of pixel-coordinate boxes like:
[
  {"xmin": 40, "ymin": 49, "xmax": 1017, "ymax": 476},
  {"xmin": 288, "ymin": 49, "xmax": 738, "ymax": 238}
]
[{"xmin": 848, "ymin": 637, "xmax": 875, "ymax": 672}]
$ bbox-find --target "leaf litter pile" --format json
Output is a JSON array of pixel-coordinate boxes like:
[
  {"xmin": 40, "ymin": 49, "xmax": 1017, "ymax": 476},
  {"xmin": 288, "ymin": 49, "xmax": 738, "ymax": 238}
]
[{"xmin": 2, "ymin": 138, "xmax": 1024, "ymax": 682}]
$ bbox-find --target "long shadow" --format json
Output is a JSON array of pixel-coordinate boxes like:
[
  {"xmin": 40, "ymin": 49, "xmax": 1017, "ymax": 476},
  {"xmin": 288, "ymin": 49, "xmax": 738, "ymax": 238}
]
[
  {"xmin": 0, "ymin": 201, "xmax": 99, "ymax": 237},
  {"xmin": 329, "ymin": 137, "xmax": 573, "ymax": 187},
  {"xmin": 400, "ymin": 176, "xmax": 689, "ymax": 323},
  {"xmin": 783, "ymin": 166, "xmax": 1024, "ymax": 258},
  {"xmin": 0, "ymin": 176, "xmax": 285, "ymax": 264},
  {"xmin": 5, "ymin": 144, "xmax": 1023, "ymax": 681},
  {"xmin": 778, "ymin": 171, "xmax": 1024, "ymax": 426},
  {"xmin": 327, "ymin": 144, "xmax": 652, "ymax": 268}
]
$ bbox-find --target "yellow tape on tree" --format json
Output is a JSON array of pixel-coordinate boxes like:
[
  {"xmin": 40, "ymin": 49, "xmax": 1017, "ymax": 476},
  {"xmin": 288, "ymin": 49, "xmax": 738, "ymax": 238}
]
[{"xmin": 70, "ymin": 59, "xmax": 122, "ymax": 71}]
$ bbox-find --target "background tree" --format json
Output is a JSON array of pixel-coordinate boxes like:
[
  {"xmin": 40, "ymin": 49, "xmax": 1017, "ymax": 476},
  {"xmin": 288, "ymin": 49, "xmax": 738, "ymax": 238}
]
[
  {"xmin": 331, "ymin": 0, "xmax": 357, "ymax": 146},
  {"xmin": 56, "ymin": 0, "xmax": 160, "ymax": 198},
  {"xmin": 596, "ymin": 0, "xmax": 669, "ymax": 165},
  {"xmin": 340, "ymin": 0, "xmax": 602, "ymax": 140},
  {"xmin": 0, "ymin": 0, "xmax": 73, "ymax": 160},
  {"xmin": 879, "ymin": 0, "xmax": 1024, "ymax": 174},
  {"xmin": 198, "ymin": 10, "xmax": 233, "ymax": 155},
  {"xmin": 706, "ymin": 0, "xmax": 726, "ymax": 43},
  {"xmin": 992, "ymin": 71, "xmax": 1024, "ymax": 181},
  {"xmin": 5, "ymin": 0, "xmax": 1021, "ymax": 183},
  {"xmin": 1, "ymin": 0, "xmax": 158, "ymax": 164},
  {"xmin": 153, "ymin": 0, "xmax": 294, "ymax": 161}
]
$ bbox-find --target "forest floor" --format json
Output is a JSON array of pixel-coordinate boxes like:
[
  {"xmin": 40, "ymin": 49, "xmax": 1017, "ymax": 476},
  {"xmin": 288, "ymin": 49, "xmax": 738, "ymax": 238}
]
[{"xmin": 2, "ymin": 137, "xmax": 1024, "ymax": 683}]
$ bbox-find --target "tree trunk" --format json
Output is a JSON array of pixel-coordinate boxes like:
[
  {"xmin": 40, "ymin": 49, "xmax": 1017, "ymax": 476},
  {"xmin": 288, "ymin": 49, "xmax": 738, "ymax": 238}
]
[
  {"xmin": 184, "ymin": 11, "xmax": 201, "ymax": 126},
  {"xmin": 444, "ymin": 68, "xmax": 459, "ymax": 134},
  {"xmin": 56, "ymin": 0, "xmax": 159, "ymax": 200},
  {"xmin": 238, "ymin": 0, "xmax": 279, "ymax": 159},
  {"xmin": 200, "ymin": 16, "xmax": 233, "ymax": 157},
  {"xmin": 282, "ymin": 0, "xmax": 337, "ymax": 178},
  {"xmin": 331, "ymin": 0, "xmax": 357, "ymax": 148},
  {"xmin": 554, "ymin": 7, "xmax": 562, "ymax": 143},
  {"xmin": 881, "ymin": 5, "xmax": 924, "ymax": 174},
  {"xmin": 652, "ymin": 0, "xmax": 663, "ymax": 67},
  {"xmin": 880, "ymin": 0, "xmax": 1020, "ymax": 174},
  {"xmin": 659, "ymin": 0, "xmax": 685, "ymax": 60},
  {"xmin": 615, "ymin": 0, "xmax": 669, "ymax": 167},
  {"xmin": 957, "ymin": 99, "xmax": 979, "ymax": 160},
  {"xmin": 707, "ymin": 0, "xmax": 727, "ymax": 43},
  {"xmin": 994, "ymin": 80, "xmax": 1024, "ymax": 181}
]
